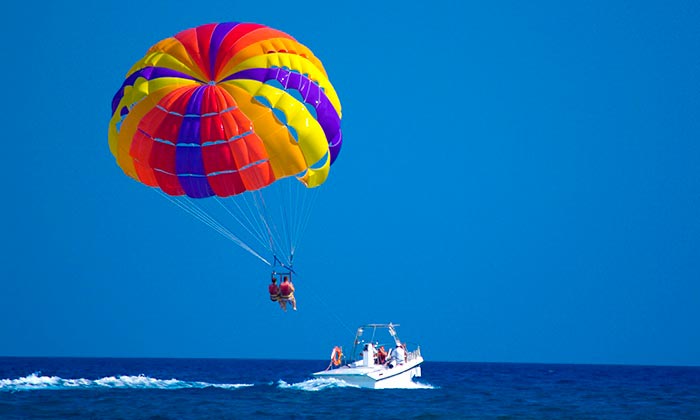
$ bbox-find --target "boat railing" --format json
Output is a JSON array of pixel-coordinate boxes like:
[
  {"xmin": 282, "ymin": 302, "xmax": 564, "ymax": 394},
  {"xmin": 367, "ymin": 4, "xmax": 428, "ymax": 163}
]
[{"xmin": 406, "ymin": 346, "xmax": 421, "ymax": 362}]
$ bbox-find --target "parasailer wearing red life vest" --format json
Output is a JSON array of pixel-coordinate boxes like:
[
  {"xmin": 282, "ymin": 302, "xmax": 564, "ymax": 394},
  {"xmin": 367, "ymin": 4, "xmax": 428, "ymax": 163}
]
[
  {"xmin": 279, "ymin": 276, "xmax": 297, "ymax": 311},
  {"xmin": 269, "ymin": 277, "xmax": 288, "ymax": 311},
  {"xmin": 268, "ymin": 277, "xmax": 280, "ymax": 301}
]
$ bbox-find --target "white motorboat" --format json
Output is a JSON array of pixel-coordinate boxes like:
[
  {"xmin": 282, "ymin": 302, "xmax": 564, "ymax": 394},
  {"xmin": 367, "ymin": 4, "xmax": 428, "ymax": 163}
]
[{"xmin": 312, "ymin": 323, "xmax": 423, "ymax": 389}]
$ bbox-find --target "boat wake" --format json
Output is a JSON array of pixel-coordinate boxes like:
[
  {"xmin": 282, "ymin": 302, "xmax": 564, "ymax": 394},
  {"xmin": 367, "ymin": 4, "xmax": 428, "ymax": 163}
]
[
  {"xmin": 0, "ymin": 373, "xmax": 252, "ymax": 392},
  {"xmin": 276, "ymin": 377, "xmax": 436, "ymax": 391},
  {"xmin": 1, "ymin": 373, "xmax": 435, "ymax": 393},
  {"xmin": 391, "ymin": 380, "xmax": 437, "ymax": 390},
  {"xmin": 277, "ymin": 377, "xmax": 360, "ymax": 391}
]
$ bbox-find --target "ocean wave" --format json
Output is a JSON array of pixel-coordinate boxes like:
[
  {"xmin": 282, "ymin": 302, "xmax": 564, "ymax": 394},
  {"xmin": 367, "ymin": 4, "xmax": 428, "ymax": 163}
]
[{"xmin": 0, "ymin": 373, "xmax": 253, "ymax": 392}]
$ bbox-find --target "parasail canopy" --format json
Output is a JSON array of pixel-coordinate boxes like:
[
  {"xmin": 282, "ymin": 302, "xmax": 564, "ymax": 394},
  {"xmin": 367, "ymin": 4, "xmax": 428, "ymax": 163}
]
[{"xmin": 108, "ymin": 22, "xmax": 343, "ymax": 267}]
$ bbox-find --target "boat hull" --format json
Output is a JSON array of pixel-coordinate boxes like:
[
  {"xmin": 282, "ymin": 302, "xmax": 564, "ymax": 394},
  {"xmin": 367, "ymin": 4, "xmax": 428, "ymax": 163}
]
[{"xmin": 313, "ymin": 356, "xmax": 423, "ymax": 389}]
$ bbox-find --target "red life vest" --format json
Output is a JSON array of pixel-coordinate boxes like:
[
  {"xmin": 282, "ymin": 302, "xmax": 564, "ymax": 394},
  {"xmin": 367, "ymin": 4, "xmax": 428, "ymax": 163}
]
[
  {"xmin": 279, "ymin": 282, "xmax": 292, "ymax": 297},
  {"xmin": 268, "ymin": 284, "xmax": 279, "ymax": 296}
]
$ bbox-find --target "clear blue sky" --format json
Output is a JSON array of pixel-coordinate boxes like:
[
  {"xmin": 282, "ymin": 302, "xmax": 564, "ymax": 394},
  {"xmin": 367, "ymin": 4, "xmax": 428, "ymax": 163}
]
[{"xmin": 2, "ymin": 1, "xmax": 698, "ymax": 366}]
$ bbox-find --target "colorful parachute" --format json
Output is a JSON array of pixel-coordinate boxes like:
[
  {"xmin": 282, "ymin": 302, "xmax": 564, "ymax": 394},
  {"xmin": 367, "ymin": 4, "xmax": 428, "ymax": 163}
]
[{"xmin": 109, "ymin": 22, "xmax": 342, "ymax": 266}]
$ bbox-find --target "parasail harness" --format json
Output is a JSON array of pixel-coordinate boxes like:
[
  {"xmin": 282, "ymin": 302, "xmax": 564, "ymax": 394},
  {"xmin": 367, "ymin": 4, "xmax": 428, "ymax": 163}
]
[{"xmin": 271, "ymin": 255, "xmax": 296, "ymax": 283}]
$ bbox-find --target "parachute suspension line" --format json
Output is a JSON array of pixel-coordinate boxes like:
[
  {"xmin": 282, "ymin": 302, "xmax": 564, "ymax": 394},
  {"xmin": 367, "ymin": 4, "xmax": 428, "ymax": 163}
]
[
  {"xmin": 307, "ymin": 288, "xmax": 355, "ymax": 336},
  {"xmin": 248, "ymin": 189, "xmax": 275, "ymax": 262},
  {"xmin": 276, "ymin": 178, "xmax": 294, "ymax": 263},
  {"xmin": 244, "ymin": 165, "xmax": 282, "ymax": 265},
  {"xmin": 291, "ymin": 184, "xmax": 320, "ymax": 258},
  {"xmin": 253, "ymin": 187, "xmax": 291, "ymax": 268},
  {"xmin": 237, "ymin": 189, "xmax": 270, "ymax": 245},
  {"xmin": 158, "ymin": 191, "xmax": 231, "ymax": 239},
  {"xmin": 243, "ymin": 192, "xmax": 273, "ymax": 258},
  {"xmin": 242, "ymin": 159, "xmax": 290, "ymax": 269},
  {"xmin": 287, "ymin": 179, "xmax": 301, "ymax": 258},
  {"xmin": 154, "ymin": 176, "xmax": 320, "ymax": 270},
  {"xmin": 155, "ymin": 190, "xmax": 271, "ymax": 266},
  {"xmin": 214, "ymin": 197, "xmax": 270, "ymax": 252},
  {"xmin": 272, "ymin": 187, "xmax": 292, "ymax": 265},
  {"xmin": 267, "ymin": 178, "xmax": 310, "ymax": 267},
  {"xmin": 215, "ymin": 187, "xmax": 284, "ymax": 266},
  {"xmin": 162, "ymin": 193, "xmax": 271, "ymax": 266}
]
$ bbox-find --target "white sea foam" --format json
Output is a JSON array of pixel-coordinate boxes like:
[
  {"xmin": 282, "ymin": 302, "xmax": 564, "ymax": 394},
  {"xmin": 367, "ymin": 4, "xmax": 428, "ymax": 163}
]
[
  {"xmin": 276, "ymin": 377, "xmax": 437, "ymax": 391},
  {"xmin": 0, "ymin": 373, "xmax": 252, "ymax": 392},
  {"xmin": 389, "ymin": 380, "xmax": 437, "ymax": 390},
  {"xmin": 277, "ymin": 377, "xmax": 360, "ymax": 391}
]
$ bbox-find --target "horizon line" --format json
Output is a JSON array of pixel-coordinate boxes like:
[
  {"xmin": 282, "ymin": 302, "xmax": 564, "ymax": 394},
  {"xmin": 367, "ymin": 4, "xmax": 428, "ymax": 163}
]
[{"xmin": 0, "ymin": 355, "xmax": 697, "ymax": 369}]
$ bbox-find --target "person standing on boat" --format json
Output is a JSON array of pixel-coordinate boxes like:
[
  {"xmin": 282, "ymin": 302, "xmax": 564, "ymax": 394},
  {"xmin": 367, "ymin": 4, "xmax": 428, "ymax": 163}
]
[{"xmin": 279, "ymin": 275, "xmax": 297, "ymax": 311}]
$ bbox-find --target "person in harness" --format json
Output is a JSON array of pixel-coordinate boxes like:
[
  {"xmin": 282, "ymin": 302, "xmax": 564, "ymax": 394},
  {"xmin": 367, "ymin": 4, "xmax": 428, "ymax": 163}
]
[
  {"xmin": 278, "ymin": 275, "xmax": 297, "ymax": 311},
  {"xmin": 268, "ymin": 276, "xmax": 283, "ymax": 310}
]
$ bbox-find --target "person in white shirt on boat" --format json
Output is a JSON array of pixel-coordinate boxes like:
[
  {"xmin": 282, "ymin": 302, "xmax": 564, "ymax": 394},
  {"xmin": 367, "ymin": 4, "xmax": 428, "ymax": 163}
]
[{"xmin": 387, "ymin": 343, "xmax": 406, "ymax": 367}]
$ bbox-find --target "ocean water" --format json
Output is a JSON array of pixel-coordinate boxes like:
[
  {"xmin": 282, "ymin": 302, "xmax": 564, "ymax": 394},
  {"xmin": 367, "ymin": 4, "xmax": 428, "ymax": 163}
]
[{"xmin": 1, "ymin": 357, "xmax": 699, "ymax": 419}]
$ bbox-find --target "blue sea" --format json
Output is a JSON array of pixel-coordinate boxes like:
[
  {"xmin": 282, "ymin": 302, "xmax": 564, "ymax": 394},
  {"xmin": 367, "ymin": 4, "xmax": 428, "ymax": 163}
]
[{"xmin": 1, "ymin": 357, "xmax": 699, "ymax": 419}]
